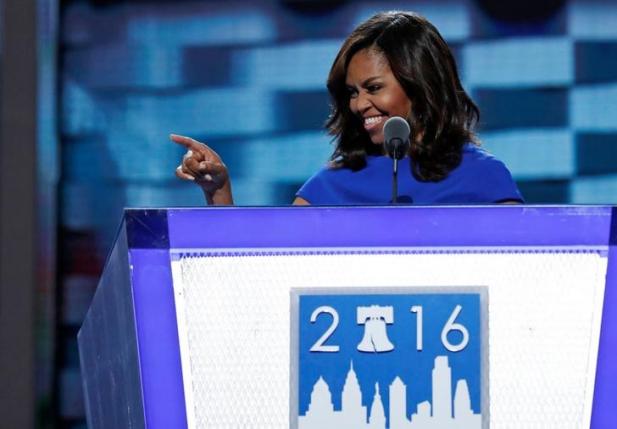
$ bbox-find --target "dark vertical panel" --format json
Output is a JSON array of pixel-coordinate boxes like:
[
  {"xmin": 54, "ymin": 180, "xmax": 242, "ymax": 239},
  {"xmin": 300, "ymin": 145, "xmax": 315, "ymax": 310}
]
[
  {"xmin": 473, "ymin": 88, "xmax": 568, "ymax": 130},
  {"xmin": 515, "ymin": 179, "xmax": 570, "ymax": 204},
  {"xmin": 576, "ymin": 133, "xmax": 617, "ymax": 175},
  {"xmin": 37, "ymin": 0, "xmax": 59, "ymax": 426},
  {"xmin": 0, "ymin": 0, "xmax": 38, "ymax": 428},
  {"xmin": 575, "ymin": 42, "xmax": 617, "ymax": 84}
]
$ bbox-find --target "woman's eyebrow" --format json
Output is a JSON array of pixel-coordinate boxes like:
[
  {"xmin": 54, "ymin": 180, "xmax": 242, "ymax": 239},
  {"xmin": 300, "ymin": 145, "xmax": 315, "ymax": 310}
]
[
  {"xmin": 345, "ymin": 76, "xmax": 382, "ymax": 88},
  {"xmin": 361, "ymin": 76, "xmax": 382, "ymax": 86}
]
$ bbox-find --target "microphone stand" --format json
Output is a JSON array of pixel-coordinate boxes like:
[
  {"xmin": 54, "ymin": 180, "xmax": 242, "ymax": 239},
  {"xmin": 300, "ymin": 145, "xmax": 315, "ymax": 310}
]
[
  {"xmin": 392, "ymin": 157, "xmax": 399, "ymax": 205},
  {"xmin": 383, "ymin": 117, "xmax": 411, "ymax": 205},
  {"xmin": 389, "ymin": 137, "xmax": 403, "ymax": 205}
]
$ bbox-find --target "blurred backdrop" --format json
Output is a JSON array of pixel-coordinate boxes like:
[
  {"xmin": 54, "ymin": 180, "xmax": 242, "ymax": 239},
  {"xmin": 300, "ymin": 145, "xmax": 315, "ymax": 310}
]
[{"xmin": 2, "ymin": 0, "xmax": 617, "ymax": 427}]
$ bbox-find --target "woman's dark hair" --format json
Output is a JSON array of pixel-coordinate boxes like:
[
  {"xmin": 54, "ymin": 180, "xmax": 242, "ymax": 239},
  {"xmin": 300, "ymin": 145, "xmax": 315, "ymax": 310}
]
[{"xmin": 326, "ymin": 11, "xmax": 479, "ymax": 181}]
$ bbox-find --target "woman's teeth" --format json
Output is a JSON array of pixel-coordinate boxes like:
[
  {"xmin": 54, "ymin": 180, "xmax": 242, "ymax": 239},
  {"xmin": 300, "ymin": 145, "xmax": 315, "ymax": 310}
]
[{"xmin": 364, "ymin": 116, "xmax": 385, "ymax": 126}]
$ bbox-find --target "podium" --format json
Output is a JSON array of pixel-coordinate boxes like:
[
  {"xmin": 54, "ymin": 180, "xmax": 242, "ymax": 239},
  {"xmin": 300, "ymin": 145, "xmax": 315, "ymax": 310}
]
[{"xmin": 78, "ymin": 206, "xmax": 617, "ymax": 428}]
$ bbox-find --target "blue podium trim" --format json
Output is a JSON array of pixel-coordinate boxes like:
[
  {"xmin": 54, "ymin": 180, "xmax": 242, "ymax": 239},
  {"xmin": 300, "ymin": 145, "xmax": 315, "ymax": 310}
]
[
  {"xmin": 610, "ymin": 206, "xmax": 617, "ymax": 245},
  {"xmin": 166, "ymin": 206, "xmax": 612, "ymax": 248},
  {"xmin": 131, "ymin": 249, "xmax": 187, "ymax": 429},
  {"xmin": 592, "ymin": 241, "xmax": 617, "ymax": 428}
]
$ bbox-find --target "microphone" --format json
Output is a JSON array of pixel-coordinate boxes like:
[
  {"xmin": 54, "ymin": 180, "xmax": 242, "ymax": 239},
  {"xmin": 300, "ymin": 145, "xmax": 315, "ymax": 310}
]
[
  {"xmin": 383, "ymin": 116, "xmax": 410, "ymax": 204},
  {"xmin": 383, "ymin": 116, "xmax": 410, "ymax": 160}
]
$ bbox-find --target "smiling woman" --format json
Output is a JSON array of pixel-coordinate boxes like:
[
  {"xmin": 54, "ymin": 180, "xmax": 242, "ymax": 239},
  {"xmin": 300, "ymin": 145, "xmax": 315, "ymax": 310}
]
[
  {"xmin": 345, "ymin": 49, "xmax": 412, "ymax": 146},
  {"xmin": 173, "ymin": 11, "xmax": 523, "ymax": 206}
]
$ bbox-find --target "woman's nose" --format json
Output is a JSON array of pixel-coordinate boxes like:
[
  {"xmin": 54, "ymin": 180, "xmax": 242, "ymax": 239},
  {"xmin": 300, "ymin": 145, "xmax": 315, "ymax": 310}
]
[{"xmin": 356, "ymin": 92, "xmax": 371, "ymax": 113}]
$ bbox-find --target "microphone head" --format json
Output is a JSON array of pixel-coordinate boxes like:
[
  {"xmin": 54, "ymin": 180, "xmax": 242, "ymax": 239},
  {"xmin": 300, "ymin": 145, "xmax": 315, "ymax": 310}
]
[{"xmin": 383, "ymin": 116, "xmax": 411, "ymax": 160}]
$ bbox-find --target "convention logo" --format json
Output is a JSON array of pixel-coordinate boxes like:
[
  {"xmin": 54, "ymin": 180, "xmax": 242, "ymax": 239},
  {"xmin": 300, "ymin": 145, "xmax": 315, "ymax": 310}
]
[{"xmin": 291, "ymin": 288, "xmax": 487, "ymax": 429}]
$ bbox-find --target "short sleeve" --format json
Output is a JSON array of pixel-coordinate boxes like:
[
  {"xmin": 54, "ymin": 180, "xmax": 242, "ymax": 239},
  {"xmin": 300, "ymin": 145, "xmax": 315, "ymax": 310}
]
[
  {"xmin": 475, "ymin": 157, "xmax": 524, "ymax": 203},
  {"xmin": 296, "ymin": 168, "xmax": 329, "ymax": 205},
  {"xmin": 443, "ymin": 146, "xmax": 524, "ymax": 204}
]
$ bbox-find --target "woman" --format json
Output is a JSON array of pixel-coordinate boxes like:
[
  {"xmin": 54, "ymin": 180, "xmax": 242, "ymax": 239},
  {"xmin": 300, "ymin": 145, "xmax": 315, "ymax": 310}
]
[{"xmin": 173, "ymin": 11, "xmax": 523, "ymax": 205}]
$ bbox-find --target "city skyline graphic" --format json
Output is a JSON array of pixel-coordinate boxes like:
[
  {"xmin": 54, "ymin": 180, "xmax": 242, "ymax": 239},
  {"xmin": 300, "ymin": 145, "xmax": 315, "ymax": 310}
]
[{"xmin": 298, "ymin": 356, "xmax": 481, "ymax": 429}]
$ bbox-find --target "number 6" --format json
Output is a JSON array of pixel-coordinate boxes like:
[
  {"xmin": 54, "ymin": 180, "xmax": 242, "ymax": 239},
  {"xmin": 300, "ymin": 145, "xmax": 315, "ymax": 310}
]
[{"xmin": 441, "ymin": 305, "xmax": 469, "ymax": 352}]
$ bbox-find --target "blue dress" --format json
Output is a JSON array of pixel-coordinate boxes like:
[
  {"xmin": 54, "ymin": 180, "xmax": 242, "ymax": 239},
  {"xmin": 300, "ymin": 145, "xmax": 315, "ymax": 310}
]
[{"xmin": 296, "ymin": 144, "xmax": 523, "ymax": 205}]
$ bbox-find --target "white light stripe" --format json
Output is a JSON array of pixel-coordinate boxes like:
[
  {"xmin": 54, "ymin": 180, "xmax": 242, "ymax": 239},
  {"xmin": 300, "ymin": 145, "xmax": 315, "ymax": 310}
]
[
  {"xmin": 232, "ymin": 40, "xmax": 341, "ymax": 90},
  {"xmin": 570, "ymin": 84, "xmax": 617, "ymax": 131},
  {"xmin": 463, "ymin": 38, "xmax": 573, "ymax": 87},
  {"xmin": 481, "ymin": 128, "xmax": 574, "ymax": 179},
  {"xmin": 569, "ymin": 1, "xmax": 617, "ymax": 40},
  {"xmin": 571, "ymin": 175, "xmax": 617, "ymax": 204}
]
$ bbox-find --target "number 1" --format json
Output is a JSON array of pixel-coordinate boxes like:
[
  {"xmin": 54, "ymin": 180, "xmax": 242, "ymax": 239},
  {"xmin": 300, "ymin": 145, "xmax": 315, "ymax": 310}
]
[{"xmin": 410, "ymin": 306, "xmax": 423, "ymax": 351}]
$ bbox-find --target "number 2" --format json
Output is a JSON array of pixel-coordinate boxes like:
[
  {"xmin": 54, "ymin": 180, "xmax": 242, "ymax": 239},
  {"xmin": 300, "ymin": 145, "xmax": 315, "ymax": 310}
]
[{"xmin": 309, "ymin": 306, "xmax": 340, "ymax": 352}]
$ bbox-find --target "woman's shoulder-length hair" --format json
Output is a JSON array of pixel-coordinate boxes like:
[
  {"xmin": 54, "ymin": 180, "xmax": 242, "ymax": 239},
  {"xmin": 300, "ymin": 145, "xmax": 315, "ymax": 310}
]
[{"xmin": 326, "ymin": 11, "xmax": 480, "ymax": 181}]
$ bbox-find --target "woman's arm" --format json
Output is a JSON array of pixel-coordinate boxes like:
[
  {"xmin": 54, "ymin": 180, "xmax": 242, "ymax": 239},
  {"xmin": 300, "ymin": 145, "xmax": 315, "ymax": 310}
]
[
  {"xmin": 171, "ymin": 134, "xmax": 234, "ymax": 205},
  {"xmin": 173, "ymin": 134, "xmax": 311, "ymax": 206}
]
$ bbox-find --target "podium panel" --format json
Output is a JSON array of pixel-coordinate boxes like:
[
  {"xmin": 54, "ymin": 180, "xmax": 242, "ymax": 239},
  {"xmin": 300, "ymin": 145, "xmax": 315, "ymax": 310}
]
[{"xmin": 78, "ymin": 206, "xmax": 617, "ymax": 429}]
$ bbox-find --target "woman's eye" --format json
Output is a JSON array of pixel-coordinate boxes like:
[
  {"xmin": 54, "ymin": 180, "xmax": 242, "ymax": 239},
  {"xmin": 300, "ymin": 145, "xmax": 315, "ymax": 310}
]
[
  {"xmin": 367, "ymin": 85, "xmax": 381, "ymax": 92},
  {"xmin": 347, "ymin": 88, "xmax": 358, "ymax": 98}
]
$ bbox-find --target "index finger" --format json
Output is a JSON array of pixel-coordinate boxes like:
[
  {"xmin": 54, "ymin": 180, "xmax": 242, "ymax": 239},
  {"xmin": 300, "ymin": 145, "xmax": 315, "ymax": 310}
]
[{"xmin": 170, "ymin": 134, "xmax": 203, "ymax": 151}]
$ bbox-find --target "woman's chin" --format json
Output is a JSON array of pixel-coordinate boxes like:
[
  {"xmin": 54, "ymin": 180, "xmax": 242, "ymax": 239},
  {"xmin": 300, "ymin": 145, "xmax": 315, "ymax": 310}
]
[{"xmin": 370, "ymin": 134, "xmax": 385, "ymax": 146}]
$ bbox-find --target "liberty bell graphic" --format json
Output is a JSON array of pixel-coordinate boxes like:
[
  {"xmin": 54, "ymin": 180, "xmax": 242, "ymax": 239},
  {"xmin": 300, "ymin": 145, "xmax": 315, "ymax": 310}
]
[{"xmin": 356, "ymin": 305, "xmax": 395, "ymax": 352}]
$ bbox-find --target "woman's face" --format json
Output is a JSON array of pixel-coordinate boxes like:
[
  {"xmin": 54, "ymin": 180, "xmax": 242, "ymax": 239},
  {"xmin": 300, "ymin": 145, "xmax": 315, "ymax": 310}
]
[{"xmin": 346, "ymin": 48, "xmax": 412, "ymax": 145}]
